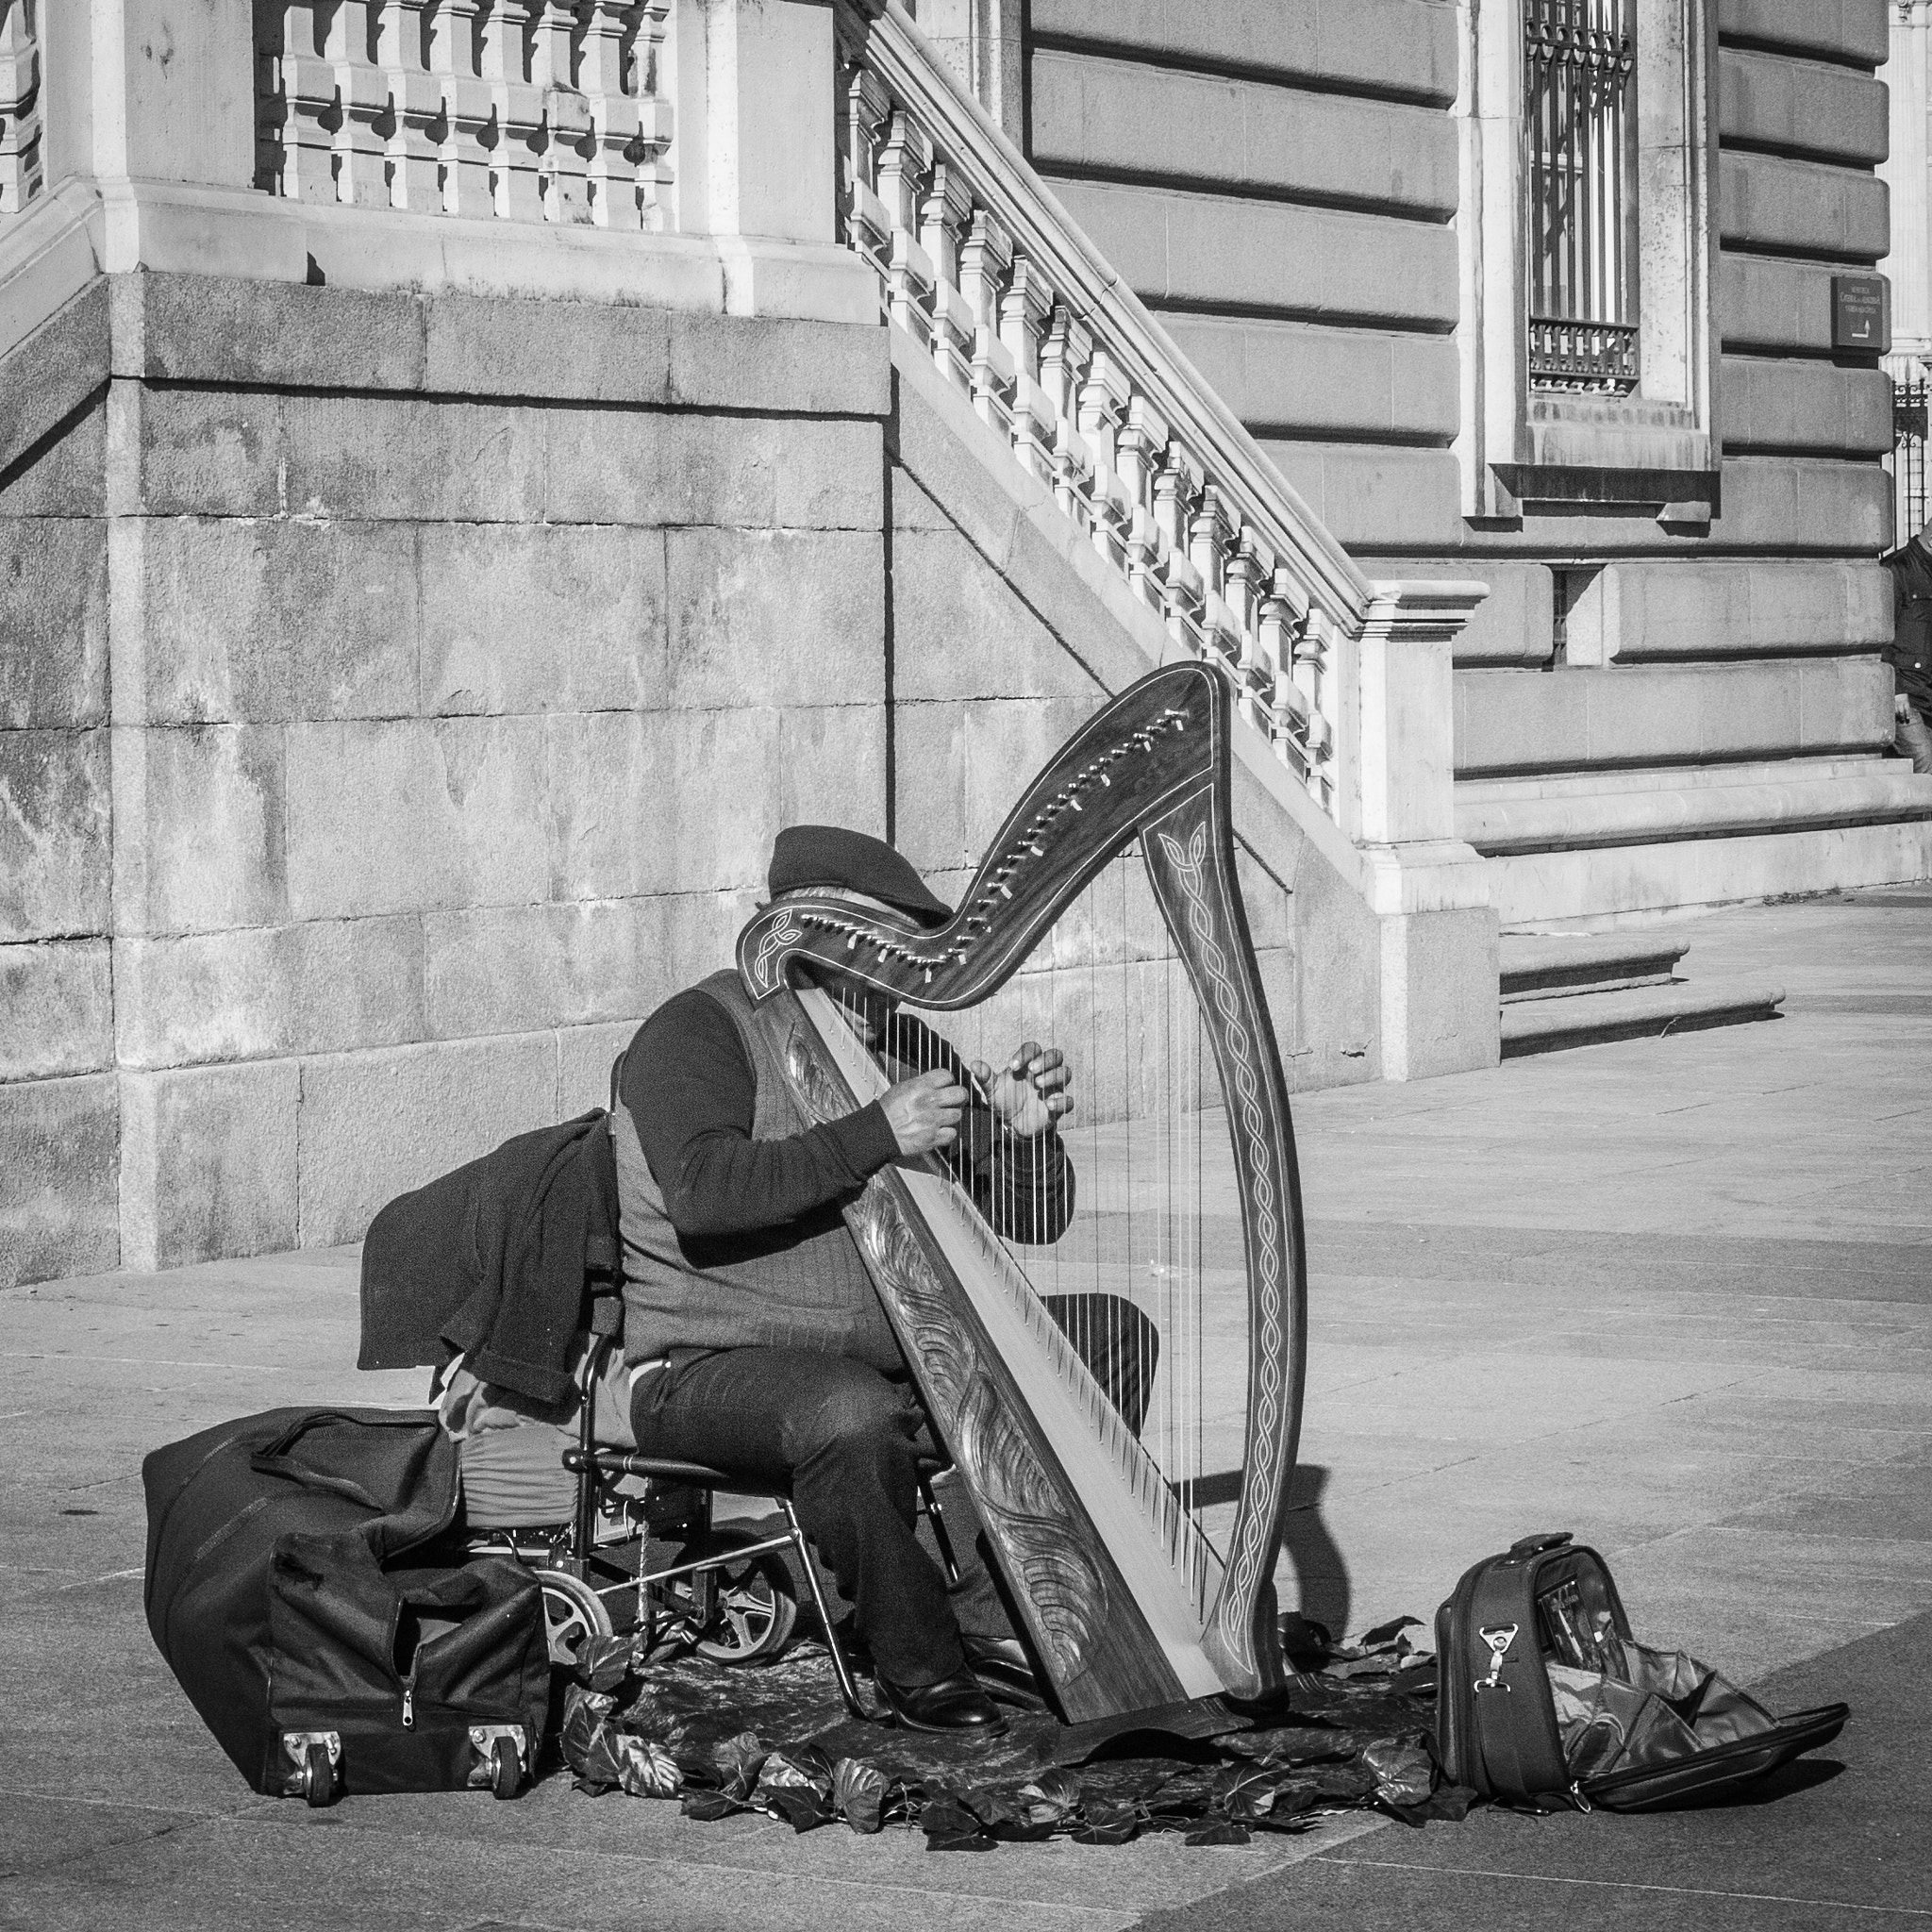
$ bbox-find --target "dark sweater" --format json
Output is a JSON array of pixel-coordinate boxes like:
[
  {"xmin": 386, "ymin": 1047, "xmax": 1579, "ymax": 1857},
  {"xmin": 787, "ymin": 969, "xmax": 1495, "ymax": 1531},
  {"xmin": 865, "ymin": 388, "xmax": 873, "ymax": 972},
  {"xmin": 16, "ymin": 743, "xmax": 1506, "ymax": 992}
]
[{"xmin": 621, "ymin": 988, "xmax": 1074, "ymax": 1250}]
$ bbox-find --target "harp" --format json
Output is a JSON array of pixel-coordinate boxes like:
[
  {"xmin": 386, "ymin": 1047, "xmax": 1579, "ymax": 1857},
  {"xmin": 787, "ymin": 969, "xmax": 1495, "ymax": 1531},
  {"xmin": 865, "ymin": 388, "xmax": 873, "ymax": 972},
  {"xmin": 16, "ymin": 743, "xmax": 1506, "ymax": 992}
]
[{"xmin": 734, "ymin": 662, "xmax": 1307, "ymax": 1736}]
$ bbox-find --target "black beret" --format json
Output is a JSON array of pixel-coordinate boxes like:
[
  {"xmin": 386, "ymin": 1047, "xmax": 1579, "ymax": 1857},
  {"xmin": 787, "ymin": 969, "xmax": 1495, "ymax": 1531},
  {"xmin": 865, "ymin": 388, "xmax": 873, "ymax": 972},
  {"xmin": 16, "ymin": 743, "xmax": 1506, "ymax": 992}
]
[{"xmin": 767, "ymin": 824, "xmax": 953, "ymax": 929}]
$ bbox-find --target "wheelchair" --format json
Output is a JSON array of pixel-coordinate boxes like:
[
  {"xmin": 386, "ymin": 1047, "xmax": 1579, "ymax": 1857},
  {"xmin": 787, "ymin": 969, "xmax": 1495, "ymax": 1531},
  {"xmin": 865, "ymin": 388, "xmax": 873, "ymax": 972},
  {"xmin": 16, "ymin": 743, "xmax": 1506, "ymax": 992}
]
[{"xmin": 456, "ymin": 1267, "xmax": 962, "ymax": 1724}]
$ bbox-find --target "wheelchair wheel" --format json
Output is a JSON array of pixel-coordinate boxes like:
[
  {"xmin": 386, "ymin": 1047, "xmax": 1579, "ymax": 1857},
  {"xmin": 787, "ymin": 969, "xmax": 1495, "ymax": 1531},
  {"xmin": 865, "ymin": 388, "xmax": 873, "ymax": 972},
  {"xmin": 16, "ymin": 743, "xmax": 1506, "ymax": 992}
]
[
  {"xmin": 688, "ymin": 1536, "xmax": 799, "ymax": 1666},
  {"xmin": 541, "ymin": 1568, "xmax": 614, "ymax": 1666}
]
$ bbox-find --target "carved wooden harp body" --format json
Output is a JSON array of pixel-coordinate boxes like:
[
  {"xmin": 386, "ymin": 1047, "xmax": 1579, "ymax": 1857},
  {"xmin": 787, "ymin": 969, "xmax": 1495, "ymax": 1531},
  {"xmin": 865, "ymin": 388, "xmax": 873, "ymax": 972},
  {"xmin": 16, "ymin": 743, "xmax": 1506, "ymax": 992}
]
[{"xmin": 735, "ymin": 663, "xmax": 1308, "ymax": 1734}]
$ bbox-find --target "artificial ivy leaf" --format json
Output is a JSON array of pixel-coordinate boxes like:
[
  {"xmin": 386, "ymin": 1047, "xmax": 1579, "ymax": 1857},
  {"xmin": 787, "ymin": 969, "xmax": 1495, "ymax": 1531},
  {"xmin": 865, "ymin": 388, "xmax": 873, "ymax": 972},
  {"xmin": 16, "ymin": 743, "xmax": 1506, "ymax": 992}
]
[
  {"xmin": 758, "ymin": 1744, "xmax": 834, "ymax": 1799},
  {"xmin": 574, "ymin": 1631, "xmax": 635, "ymax": 1694},
  {"xmin": 921, "ymin": 1794, "xmax": 996, "ymax": 1852},
  {"xmin": 714, "ymin": 1730, "xmax": 767, "ymax": 1800},
  {"xmin": 762, "ymin": 1786, "xmax": 835, "ymax": 1833},
  {"xmin": 1017, "ymin": 1767, "xmax": 1082, "ymax": 1825},
  {"xmin": 1358, "ymin": 1616, "xmax": 1424, "ymax": 1650},
  {"xmin": 1184, "ymin": 1818, "xmax": 1252, "ymax": 1846},
  {"xmin": 615, "ymin": 1737, "xmax": 684, "ymax": 1799},
  {"xmin": 1362, "ymin": 1734, "xmax": 1435, "ymax": 1809},
  {"xmin": 1072, "ymin": 1798, "xmax": 1141, "ymax": 1845},
  {"xmin": 833, "ymin": 1757, "xmax": 889, "ymax": 1834},
  {"xmin": 680, "ymin": 1790, "xmax": 741, "ymax": 1822}
]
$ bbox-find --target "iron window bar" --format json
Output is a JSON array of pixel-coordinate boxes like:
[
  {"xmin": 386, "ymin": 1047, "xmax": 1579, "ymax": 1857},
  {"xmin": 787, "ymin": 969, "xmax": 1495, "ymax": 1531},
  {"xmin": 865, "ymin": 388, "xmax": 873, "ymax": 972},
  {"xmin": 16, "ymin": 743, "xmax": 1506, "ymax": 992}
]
[{"xmin": 1526, "ymin": 0, "xmax": 1639, "ymax": 395}]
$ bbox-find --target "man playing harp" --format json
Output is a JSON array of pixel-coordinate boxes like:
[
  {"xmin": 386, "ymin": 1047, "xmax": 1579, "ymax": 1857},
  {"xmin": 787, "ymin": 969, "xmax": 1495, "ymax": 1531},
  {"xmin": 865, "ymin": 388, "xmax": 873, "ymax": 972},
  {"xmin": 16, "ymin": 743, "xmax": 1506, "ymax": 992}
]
[{"xmin": 613, "ymin": 825, "xmax": 1157, "ymax": 1735}]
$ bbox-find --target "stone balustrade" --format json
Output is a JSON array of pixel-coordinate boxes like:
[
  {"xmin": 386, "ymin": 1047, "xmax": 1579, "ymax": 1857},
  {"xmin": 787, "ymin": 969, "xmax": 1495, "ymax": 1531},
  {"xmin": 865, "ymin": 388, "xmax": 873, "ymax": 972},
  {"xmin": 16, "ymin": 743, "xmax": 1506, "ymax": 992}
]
[
  {"xmin": 0, "ymin": 0, "xmax": 41, "ymax": 218},
  {"xmin": 256, "ymin": 1, "xmax": 674, "ymax": 231},
  {"xmin": 838, "ymin": 0, "xmax": 1389, "ymax": 822}
]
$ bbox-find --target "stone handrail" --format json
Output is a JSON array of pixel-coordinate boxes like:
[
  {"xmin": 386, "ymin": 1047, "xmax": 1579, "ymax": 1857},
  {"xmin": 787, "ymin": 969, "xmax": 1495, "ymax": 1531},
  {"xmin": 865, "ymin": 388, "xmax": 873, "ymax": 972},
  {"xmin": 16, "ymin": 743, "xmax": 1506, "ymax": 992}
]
[
  {"xmin": 254, "ymin": 2, "xmax": 673, "ymax": 232},
  {"xmin": 835, "ymin": 0, "xmax": 1479, "ymax": 826}
]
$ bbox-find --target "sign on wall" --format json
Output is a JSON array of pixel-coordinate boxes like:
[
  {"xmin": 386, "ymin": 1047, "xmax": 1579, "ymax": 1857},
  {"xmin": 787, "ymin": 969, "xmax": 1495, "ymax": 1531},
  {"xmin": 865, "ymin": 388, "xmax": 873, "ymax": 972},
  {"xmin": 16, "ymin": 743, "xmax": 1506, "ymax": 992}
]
[{"xmin": 1832, "ymin": 275, "xmax": 1891, "ymax": 355}]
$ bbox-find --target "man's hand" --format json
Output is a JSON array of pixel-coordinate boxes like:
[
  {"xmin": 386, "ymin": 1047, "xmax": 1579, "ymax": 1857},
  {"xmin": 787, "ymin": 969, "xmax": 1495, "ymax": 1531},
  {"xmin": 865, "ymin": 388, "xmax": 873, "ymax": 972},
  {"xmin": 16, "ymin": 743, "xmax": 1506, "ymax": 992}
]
[
  {"xmin": 970, "ymin": 1041, "xmax": 1073, "ymax": 1139},
  {"xmin": 882, "ymin": 1068, "xmax": 967, "ymax": 1156}
]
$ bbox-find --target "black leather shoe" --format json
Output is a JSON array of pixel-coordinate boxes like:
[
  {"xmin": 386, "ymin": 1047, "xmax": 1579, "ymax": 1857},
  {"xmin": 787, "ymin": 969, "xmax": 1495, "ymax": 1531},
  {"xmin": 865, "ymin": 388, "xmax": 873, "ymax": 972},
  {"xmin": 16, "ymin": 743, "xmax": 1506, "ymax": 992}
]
[
  {"xmin": 876, "ymin": 1669, "xmax": 1008, "ymax": 1736},
  {"xmin": 961, "ymin": 1634, "xmax": 1047, "ymax": 1707}
]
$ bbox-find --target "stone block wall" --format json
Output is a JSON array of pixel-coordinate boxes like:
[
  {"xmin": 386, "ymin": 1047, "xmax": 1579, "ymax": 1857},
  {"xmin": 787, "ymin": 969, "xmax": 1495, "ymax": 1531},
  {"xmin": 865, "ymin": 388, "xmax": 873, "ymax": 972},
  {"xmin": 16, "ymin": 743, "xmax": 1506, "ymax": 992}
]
[
  {"xmin": 1026, "ymin": 0, "xmax": 1890, "ymax": 578},
  {"xmin": 0, "ymin": 273, "xmax": 893, "ymax": 1284},
  {"xmin": 1024, "ymin": 0, "xmax": 1923, "ymax": 919}
]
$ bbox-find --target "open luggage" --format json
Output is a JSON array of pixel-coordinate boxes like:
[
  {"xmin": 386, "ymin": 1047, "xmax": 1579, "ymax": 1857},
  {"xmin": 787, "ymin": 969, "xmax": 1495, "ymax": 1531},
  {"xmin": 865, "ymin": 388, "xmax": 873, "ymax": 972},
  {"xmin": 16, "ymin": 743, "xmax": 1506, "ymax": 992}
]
[{"xmin": 1436, "ymin": 1531, "xmax": 1848, "ymax": 1811}]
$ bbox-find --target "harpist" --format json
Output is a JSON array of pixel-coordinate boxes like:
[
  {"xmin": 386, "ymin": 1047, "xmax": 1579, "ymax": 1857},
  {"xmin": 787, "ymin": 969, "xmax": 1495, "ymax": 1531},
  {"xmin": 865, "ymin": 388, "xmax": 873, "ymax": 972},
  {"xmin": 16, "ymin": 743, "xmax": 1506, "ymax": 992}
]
[{"xmin": 611, "ymin": 824, "xmax": 1154, "ymax": 1736}]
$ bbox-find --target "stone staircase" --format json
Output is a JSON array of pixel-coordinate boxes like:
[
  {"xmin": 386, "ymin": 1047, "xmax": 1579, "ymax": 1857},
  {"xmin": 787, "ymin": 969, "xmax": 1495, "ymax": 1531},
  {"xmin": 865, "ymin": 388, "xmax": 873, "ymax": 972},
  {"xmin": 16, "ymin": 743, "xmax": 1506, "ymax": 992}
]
[{"xmin": 1498, "ymin": 929, "xmax": 1785, "ymax": 1059}]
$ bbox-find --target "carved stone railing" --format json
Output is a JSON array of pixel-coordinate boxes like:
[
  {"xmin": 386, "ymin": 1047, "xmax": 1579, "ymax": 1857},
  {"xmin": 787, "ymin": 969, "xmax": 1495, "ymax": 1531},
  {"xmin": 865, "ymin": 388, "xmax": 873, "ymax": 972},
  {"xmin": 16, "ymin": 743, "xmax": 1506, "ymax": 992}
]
[
  {"xmin": 255, "ymin": 2, "xmax": 674, "ymax": 231},
  {"xmin": 835, "ymin": 0, "xmax": 1410, "ymax": 823},
  {"xmin": 0, "ymin": 0, "xmax": 42, "ymax": 218}
]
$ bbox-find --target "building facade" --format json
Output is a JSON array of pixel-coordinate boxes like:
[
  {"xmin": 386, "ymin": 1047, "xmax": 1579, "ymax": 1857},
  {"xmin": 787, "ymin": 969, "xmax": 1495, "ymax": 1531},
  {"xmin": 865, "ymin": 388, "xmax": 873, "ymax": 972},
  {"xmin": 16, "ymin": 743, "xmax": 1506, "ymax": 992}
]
[{"xmin": 0, "ymin": 0, "xmax": 1925, "ymax": 1289}]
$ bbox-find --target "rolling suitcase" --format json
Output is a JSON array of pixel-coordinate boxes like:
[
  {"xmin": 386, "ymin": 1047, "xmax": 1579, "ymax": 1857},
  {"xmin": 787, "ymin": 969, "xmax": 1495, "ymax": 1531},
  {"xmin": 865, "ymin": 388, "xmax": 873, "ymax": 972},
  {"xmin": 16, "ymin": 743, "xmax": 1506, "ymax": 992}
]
[{"xmin": 143, "ymin": 1407, "xmax": 550, "ymax": 1805}]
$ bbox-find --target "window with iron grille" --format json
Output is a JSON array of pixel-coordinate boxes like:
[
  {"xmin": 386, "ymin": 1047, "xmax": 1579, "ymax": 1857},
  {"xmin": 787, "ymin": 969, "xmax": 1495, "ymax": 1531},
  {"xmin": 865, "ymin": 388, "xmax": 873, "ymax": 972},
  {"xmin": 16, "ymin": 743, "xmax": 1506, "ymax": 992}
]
[{"xmin": 1525, "ymin": 0, "xmax": 1640, "ymax": 394}]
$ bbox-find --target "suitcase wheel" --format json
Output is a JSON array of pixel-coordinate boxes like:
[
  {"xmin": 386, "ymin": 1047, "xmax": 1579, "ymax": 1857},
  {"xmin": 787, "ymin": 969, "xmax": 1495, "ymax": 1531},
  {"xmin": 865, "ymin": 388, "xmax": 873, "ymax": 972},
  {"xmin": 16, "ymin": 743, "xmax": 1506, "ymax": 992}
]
[
  {"xmin": 302, "ymin": 1739, "xmax": 337, "ymax": 1807},
  {"xmin": 490, "ymin": 1736, "xmax": 521, "ymax": 1801}
]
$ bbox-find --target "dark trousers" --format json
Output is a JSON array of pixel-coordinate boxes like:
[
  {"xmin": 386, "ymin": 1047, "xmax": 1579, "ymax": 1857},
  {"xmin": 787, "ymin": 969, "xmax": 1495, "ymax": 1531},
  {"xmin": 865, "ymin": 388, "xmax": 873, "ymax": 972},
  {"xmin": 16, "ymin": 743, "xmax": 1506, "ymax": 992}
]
[{"xmin": 630, "ymin": 1292, "xmax": 1156, "ymax": 1686}]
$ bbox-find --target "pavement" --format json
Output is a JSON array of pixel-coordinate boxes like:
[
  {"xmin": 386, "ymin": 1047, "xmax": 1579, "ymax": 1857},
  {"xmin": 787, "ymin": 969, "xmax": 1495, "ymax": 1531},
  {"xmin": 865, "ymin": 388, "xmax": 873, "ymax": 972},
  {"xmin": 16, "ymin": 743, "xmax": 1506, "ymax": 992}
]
[{"xmin": 4, "ymin": 886, "xmax": 1930, "ymax": 1930}]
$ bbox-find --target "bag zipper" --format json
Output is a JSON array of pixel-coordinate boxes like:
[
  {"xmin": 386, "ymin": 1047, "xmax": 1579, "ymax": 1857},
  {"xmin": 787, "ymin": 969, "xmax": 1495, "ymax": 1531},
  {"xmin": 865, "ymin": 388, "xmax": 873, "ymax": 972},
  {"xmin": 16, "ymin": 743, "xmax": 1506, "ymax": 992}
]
[{"xmin": 402, "ymin": 1683, "xmax": 414, "ymax": 1728}]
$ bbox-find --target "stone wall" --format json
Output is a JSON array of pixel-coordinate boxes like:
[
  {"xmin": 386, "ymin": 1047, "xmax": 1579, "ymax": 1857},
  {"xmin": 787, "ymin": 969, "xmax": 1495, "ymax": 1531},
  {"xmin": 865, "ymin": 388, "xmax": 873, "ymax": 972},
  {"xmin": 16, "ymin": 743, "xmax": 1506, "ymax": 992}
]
[
  {"xmin": 0, "ymin": 273, "xmax": 891, "ymax": 1285},
  {"xmin": 2, "ymin": 265, "xmax": 1448, "ymax": 1289}
]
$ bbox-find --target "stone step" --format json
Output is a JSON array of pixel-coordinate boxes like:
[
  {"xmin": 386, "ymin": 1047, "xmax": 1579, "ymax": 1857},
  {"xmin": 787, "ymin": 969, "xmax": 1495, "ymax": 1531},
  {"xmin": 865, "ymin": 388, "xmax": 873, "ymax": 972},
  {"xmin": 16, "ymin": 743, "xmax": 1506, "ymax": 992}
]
[
  {"xmin": 1459, "ymin": 770, "xmax": 1932, "ymax": 858},
  {"xmin": 1499, "ymin": 929, "xmax": 1692, "ymax": 1003},
  {"xmin": 1499, "ymin": 980, "xmax": 1787, "ymax": 1058}
]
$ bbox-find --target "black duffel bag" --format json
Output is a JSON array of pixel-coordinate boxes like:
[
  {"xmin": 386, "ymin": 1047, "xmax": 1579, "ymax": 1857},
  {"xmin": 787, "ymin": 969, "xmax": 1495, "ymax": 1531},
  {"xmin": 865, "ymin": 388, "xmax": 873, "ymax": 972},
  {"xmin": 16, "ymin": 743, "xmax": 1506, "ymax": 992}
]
[{"xmin": 142, "ymin": 1407, "xmax": 550, "ymax": 1806}]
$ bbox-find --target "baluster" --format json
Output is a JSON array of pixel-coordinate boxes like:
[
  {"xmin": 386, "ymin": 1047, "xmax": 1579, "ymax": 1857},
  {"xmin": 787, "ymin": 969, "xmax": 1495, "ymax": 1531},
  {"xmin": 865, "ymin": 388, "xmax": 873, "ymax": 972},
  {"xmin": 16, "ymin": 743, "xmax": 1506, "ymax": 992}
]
[
  {"xmin": 1040, "ymin": 308, "xmax": 1095, "ymax": 533},
  {"xmin": 386, "ymin": 0, "xmax": 444, "ymax": 211},
  {"xmin": 280, "ymin": 1, "xmax": 346, "ymax": 204},
  {"xmin": 432, "ymin": 0, "xmax": 495, "ymax": 217},
  {"xmin": 1077, "ymin": 351, "xmax": 1133, "ymax": 572},
  {"xmin": 487, "ymin": 0, "xmax": 545, "ymax": 221},
  {"xmin": 577, "ymin": 0, "xmax": 634, "ymax": 229},
  {"xmin": 531, "ymin": 0, "xmax": 591, "ymax": 224},
  {"xmin": 1296, "ymin": 597, "xmax": 1337, "ymax": 808},
  {"xmin": 1118, "ymin": 399, "xmax": 1167, "ymax": 609},
  {"xmin": 631, "ymin": 2, "xmax": 675, "ymax": 229},
  {"xmin": 839, "ymin": 63, "xmax": 893, "ymax": 272},
  {"xmin": 1257, "ymin": 580, "xmax": 1303, "ymax": 774},
  {"xmin": 999, "ymin": 256, "xmax": 1056, "ymax": 486},
  {"xmin": 920, "ymin": 160, "xmax": 976, "ymax": 391},
  {"xmin": 336, "ymin": 0, "xmax": 398, "ymax": 208},
  {"xmin": 1153, "ymin": 447, "xmax": 1205, "ymax": 649},
  {"xmin": 254, "ymin": 5, "xmax": 291, "ymax": 197},
  {"xmin": 1222, "ymin": 526, "xmax": 1266, "ymax": 684},
  {"xmin": 0, "ymin": 0, "xmax": 39, "ymax": 218},
  {"xmin": 959, "ymin": 210, "xmax": 1017, "ymax": 441},
  {"xmin": 876, "ymin": 110, "xmax": 937, "ymax": 351}
]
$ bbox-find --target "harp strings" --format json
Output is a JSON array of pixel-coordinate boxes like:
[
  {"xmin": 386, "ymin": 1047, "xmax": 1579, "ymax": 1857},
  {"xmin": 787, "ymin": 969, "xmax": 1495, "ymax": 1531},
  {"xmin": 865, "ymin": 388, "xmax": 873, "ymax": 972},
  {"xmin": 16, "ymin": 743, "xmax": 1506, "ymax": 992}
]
[{"xmin": 872, "ymin": 842, "xmax": 1244, "ymax": 1615}]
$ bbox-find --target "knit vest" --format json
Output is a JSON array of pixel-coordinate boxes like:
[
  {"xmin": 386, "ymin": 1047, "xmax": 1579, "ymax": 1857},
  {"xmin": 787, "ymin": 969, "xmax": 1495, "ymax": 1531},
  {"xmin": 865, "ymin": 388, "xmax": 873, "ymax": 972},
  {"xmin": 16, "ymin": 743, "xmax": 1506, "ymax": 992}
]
[{"xmin": 614, "ymin": 970, "xmax": 902, "ymax": 1374}]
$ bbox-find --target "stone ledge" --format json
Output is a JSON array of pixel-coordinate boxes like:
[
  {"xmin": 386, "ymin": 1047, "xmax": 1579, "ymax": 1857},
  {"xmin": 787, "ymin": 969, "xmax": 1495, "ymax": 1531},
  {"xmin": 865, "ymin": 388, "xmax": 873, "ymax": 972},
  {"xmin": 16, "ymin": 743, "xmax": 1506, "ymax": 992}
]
[{"xmin": 110, "ymin": 273, "xmax": 891, "ymax": 418}]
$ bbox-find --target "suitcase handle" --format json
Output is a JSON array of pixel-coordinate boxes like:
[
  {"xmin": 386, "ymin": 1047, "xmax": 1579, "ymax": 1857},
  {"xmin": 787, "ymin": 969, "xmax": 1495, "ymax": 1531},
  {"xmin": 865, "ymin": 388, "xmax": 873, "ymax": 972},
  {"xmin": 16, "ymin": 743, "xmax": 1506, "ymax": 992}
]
[
  {"xmin": 249, "ymin": 1409, "xmax": 436, "ymax": 1512},
  {"xmin": 1508, "ymin": 1530, "xmax": 1574, "ymax": 1557}
]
